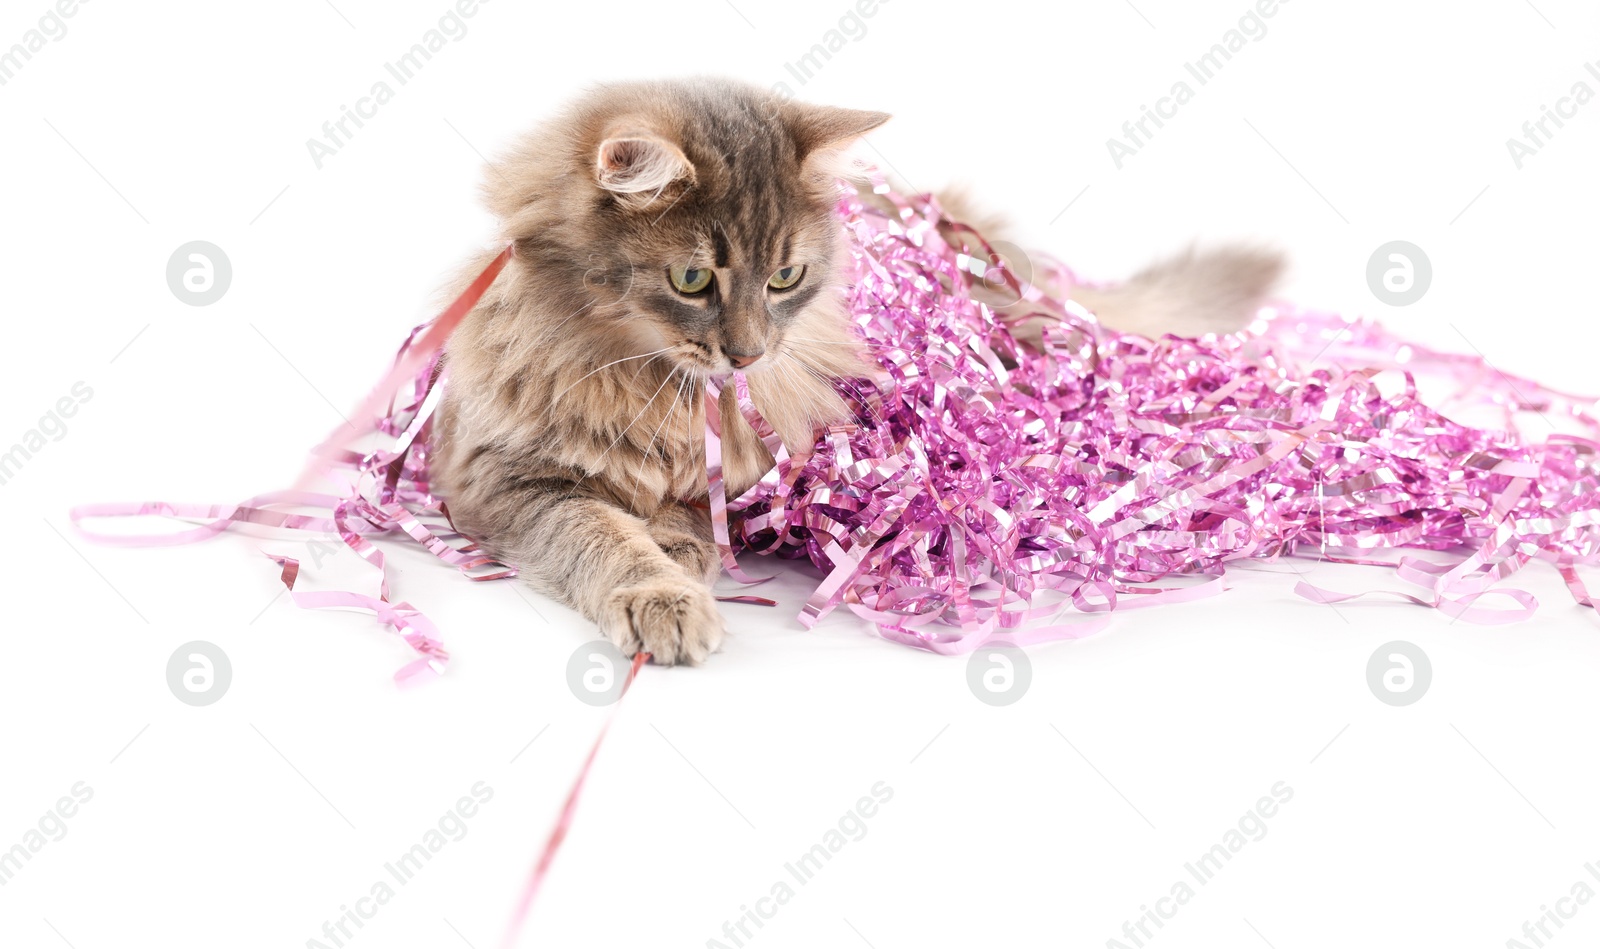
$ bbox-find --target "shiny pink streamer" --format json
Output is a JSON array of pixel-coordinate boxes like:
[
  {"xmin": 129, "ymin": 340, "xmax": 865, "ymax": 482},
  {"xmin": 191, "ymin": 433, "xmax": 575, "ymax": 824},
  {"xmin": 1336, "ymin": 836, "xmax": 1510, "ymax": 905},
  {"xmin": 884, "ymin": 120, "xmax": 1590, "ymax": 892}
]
[
  {"xmin": 70, "ymin": 246, "xmax": 518, "ymax": 683},
  {"xmin": 710, "ymin": 183, "xmax": 1600, "ymax": 648},
  {"xmin": 72, "ymin": 183, "xmax": 1600, "ymax": 679},
  {"xmin": 67, "ymin": 181, "xmax": 1600, "ymax": 944}
]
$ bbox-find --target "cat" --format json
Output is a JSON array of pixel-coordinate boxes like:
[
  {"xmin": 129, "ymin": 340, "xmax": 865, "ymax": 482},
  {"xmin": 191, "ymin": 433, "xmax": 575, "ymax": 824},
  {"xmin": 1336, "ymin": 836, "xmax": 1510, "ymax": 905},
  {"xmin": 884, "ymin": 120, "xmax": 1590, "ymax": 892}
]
[{"xmin": 431, "ymin": 77, "xmax": 1280, "ymax": 665}]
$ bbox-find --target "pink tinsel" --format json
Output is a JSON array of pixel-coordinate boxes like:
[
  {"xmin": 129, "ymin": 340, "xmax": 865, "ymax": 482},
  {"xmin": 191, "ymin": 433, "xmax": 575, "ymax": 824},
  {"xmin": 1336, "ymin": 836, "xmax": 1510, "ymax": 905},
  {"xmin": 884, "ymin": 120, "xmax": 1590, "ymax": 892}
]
[
  {"xmin": 73, "ymin": 182, "xmax": 1600, "ymax": 673},
  {"xmin": 714, "ymin": 183, "xmax": 1600, "ymax": 652}
]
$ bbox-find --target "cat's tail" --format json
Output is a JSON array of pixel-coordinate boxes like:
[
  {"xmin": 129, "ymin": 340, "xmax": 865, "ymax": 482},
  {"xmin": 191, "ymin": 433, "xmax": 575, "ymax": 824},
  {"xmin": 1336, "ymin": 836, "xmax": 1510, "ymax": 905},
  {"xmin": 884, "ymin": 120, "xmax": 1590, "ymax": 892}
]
[
  {"xmin": 1069, "ymin": 246, "xmax": 1284, "ymax": 337},
  {"xmin": 928, "ymin": 184, "xmax": 1283, "ymax": 338}
]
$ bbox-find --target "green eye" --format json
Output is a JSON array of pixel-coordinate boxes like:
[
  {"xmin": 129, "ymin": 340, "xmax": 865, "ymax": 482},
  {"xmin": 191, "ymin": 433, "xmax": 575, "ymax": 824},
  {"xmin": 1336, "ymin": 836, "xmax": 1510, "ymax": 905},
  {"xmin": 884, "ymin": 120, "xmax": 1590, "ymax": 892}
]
[
  {"xmin": 669, "ymin": 265, "xmax": 713, "ymax": 295},
  {"xmin": 768, "ymin": 265, "xmax": 805, "ymax": 290}
]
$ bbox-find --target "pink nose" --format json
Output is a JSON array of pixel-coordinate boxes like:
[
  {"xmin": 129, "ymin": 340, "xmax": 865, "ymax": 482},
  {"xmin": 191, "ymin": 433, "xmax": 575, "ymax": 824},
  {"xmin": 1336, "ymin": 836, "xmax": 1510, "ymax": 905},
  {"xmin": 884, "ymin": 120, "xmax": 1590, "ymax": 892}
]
[{"xmin": 727, "ymin": 350, "xmax": 764, "ymax": 369}]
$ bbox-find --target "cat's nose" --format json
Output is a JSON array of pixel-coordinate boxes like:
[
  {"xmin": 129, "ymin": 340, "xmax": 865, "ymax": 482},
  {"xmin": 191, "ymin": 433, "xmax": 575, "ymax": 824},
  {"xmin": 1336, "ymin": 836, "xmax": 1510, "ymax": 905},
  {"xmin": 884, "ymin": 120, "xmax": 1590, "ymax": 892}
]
[{"xmin": 726, "ymin": 349, "xmax": 765, "ymax": 369}]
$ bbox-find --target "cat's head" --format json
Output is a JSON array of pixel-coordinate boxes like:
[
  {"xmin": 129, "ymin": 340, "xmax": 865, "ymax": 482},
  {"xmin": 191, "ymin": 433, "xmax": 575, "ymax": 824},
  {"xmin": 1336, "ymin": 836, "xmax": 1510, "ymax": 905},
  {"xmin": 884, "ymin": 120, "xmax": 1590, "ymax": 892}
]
[{"xmin": 489, "ymin": 78, "xmax": 887, "ymax": 377}]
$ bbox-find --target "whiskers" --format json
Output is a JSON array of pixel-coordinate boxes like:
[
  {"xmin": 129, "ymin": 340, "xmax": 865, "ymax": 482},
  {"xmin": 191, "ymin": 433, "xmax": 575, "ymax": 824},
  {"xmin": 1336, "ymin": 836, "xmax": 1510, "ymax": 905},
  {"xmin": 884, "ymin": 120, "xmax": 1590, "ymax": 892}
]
[
  {"xmin": 599, "ymin": 366, "xmax": 678, "ymax": 461},
  {"xmin": 558, "ymin": 364, "xmax": 700, "ymax": 504},
  {"xmin": 770, "ymin": 347, "xmax": 884, "ymax": 426},
  {"xmin": 549, "ymin": 347, "xmax": 673, "ymax": 406},
  {"xmin": 539, "ymin": 299, "xmax": 595, "ymax": 339},
  {"xmin": 777, "ymin": 335, "xmax": 860, "ymax": 346},
  {"xmin": 770, "ymin": 347, "xmax": 840, "ymax": 387},
  {"xmin": 635, "ymin": 370, "xmax": 698, "ymax": 484}
]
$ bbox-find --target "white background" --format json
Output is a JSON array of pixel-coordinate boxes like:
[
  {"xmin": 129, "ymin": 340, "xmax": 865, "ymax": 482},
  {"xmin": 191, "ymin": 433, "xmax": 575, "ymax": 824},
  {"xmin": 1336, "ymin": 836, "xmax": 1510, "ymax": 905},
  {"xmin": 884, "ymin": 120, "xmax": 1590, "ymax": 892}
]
[{"xmin": 3, "ymin": 1, "xmax": 1599, "ymax": 947}]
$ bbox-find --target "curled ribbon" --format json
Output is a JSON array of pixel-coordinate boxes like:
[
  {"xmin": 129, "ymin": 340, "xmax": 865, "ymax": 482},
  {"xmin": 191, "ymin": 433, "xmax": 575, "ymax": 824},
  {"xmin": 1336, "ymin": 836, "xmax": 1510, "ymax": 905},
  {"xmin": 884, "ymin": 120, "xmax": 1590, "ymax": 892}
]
[
  {"xmin": 71, "ymin": 185, "xmax": 1600, "ymax": 672},
  {"xmin": 71, "ymin": 245, "xmax": 517, "ymax": 683},
  {"xmin": 708, "ymin": 182, "xmax": 1599, "ymax": 646},
  {"xmin": 66, "ymin": 181, "xmax": 1600, "ymax": 944}
]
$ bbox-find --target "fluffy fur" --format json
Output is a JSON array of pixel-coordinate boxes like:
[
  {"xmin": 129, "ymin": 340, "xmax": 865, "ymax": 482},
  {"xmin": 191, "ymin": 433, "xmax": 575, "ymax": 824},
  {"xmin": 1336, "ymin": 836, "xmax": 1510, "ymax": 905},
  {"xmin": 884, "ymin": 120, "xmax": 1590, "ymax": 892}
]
[
  {"xmin": 1071, "ymin": 246, "xmax": 1283, "ymax": 338},
  {"xmin": 432, "ymin": 77, "xmax": 1281, "ymax": 664}
]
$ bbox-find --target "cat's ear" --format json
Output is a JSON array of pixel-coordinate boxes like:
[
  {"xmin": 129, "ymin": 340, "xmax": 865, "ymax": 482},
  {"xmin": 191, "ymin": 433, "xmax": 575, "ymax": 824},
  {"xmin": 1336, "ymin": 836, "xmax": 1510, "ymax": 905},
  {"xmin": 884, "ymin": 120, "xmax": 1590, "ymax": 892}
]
[
  {"xmin": 788, "ymin": 105, "xmax": 891, "ymax": 160},
  {"xmin": 595, "ymin": 129, "xmax": 696, "ymax": 204}
]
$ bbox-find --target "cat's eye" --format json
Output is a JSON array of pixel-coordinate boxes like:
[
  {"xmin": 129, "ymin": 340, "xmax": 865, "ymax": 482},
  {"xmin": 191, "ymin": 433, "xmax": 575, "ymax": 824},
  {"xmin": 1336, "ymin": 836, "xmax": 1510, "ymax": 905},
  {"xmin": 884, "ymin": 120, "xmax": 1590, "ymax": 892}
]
[
  {"xmin": 768, "ymin": 265, "xmax": 805, "ymax": 291},
  {"xmin": 668, "ymin": 265, "xmax": 713, "ymax": 295}
]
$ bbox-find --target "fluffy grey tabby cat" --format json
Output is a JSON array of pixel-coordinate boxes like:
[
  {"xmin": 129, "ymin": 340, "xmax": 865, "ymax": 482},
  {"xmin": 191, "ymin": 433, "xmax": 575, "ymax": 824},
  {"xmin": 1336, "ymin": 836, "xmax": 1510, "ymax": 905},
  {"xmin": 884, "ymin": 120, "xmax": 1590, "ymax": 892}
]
[{"xmin": 430, "ymin": 77, "xmax": 1280, "ymax": 664}]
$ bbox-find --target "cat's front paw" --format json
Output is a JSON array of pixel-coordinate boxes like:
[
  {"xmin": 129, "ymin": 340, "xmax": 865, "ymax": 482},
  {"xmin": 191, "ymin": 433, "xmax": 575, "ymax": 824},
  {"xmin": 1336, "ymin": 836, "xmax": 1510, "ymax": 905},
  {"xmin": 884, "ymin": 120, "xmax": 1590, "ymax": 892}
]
[
  {"xmin": 600, "ymin": 578, "xmax": 725, "ymax": 666},
  {"xmin": 653, "ymin": 531, "xmax": 721, "ymax": 584}
]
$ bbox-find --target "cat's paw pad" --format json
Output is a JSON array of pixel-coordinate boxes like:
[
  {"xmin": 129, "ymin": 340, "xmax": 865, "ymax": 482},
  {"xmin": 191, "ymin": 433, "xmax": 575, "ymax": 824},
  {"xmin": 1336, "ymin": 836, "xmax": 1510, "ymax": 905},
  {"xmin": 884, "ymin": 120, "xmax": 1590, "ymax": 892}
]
[{"xmin": 600, "ymin": 579, "xmax": 725, "ymax": 666}]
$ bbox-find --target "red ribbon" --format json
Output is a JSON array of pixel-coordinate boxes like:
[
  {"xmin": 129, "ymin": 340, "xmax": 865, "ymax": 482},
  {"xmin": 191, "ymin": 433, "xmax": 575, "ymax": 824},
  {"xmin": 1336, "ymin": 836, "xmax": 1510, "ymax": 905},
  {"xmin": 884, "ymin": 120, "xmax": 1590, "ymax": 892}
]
[{"xmin": 501, "ymin": 651, "xmax": 649, "ymax": 947}]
